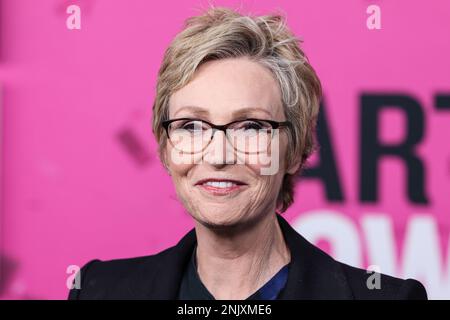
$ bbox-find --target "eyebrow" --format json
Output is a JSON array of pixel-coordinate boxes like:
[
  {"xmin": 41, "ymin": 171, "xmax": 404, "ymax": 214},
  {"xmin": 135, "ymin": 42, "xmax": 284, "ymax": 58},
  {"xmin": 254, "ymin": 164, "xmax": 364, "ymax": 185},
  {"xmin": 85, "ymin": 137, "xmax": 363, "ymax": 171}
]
[
  {"xmin": 173, "ymin": 105, "xmax": 274, "ymax": 119},
  {"xmin": 232, "ymin": 107, "xmax": 273, "ymax": 119},
  {"xmin": 173, "ymin": 106, "xmax": 210, "ymax": 118}
]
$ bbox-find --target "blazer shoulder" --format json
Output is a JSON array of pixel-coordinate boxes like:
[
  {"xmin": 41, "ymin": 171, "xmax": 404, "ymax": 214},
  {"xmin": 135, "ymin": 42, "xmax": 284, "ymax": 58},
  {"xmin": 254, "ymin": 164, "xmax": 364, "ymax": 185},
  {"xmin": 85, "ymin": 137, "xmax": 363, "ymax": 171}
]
[
  {"xmin": 67, "ymin": 246, "xmax": 177, "ymax": 300},
  {"xmin": 339, "ymin": 262, "xmax": 428, "ymax": 300}
]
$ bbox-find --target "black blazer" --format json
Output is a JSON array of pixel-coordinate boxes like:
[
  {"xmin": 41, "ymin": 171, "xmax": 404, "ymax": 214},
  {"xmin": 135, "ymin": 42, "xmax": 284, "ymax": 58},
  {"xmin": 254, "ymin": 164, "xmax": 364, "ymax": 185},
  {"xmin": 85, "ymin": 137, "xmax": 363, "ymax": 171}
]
[{"xmin": 68, "ymin": 214, "xmax": 427, "ymax": 300}]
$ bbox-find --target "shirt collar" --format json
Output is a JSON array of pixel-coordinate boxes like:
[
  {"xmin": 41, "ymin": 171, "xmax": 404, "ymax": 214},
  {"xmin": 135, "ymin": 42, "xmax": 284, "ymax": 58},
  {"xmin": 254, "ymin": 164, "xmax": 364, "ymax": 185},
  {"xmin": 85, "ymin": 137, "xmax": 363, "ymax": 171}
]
[{"xmin": 178, "ymin": 245, "xmax": 290, "ymax": 300}]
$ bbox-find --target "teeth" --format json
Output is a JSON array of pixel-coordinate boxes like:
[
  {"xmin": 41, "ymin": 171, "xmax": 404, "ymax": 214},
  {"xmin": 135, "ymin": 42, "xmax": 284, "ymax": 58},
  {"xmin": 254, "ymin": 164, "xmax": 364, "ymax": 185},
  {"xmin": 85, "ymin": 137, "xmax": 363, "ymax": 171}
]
[{"xmin": 204, "ymin": 181, "xmax": 237, "ymax": 188}]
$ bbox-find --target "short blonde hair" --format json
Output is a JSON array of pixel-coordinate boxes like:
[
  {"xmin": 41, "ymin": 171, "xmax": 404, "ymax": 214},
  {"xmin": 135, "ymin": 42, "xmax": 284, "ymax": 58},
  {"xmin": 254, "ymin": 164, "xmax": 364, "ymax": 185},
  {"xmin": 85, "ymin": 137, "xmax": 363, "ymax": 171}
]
[{"xmin": 152, "ymin": 7, "xmax": 322, "ymax": 212}]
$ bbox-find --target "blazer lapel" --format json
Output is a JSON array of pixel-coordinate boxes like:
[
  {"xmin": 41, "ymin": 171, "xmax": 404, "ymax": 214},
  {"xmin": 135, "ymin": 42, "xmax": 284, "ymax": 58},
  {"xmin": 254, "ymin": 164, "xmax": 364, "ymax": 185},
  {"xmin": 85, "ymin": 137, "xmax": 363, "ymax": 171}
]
[
  {"xmin": 139, "ymin": 228, "xmax": 197, "ymax": 299},
  {"xmin": 276, "ymin": 215, "xmax": 353, "ymax": 299}
]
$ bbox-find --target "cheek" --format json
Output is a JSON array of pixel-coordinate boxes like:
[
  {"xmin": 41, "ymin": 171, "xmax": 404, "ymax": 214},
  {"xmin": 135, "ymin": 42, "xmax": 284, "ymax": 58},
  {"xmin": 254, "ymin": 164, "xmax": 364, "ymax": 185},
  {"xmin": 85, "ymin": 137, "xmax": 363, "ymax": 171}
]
[
  {"xmin": 245, "ymin": 155, "xmax": 287, "ymax": 194},
  {"xmin": 246, "ymin": 134, "xmax": 289, "ymax": 196},
  {"xmin": 164, "ymin": 145, "xmax": 195, "ymax": 183},
  {"xmin": 242, "ymin": 133, "xmax": 289, "ymax": 174}
]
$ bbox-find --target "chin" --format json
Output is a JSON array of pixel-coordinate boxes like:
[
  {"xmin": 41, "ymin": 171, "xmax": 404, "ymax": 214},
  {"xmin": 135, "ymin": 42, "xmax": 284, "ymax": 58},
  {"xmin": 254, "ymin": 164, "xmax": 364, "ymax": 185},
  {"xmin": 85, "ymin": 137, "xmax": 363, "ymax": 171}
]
[
  {"xmin": 195, "ymin": 211, "xmax": 244, "ymax": 230},
  {"xmin": 196, "ymin": 210, "xmax": 264, "ymax": 233}
]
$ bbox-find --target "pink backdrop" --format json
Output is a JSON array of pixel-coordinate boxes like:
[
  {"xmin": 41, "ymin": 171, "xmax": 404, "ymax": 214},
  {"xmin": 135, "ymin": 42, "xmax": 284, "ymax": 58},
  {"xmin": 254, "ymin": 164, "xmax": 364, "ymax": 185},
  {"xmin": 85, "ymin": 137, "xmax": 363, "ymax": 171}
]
[{"xmin": 1, "ymin": 0, "xmax": 449, "ymax": 299}]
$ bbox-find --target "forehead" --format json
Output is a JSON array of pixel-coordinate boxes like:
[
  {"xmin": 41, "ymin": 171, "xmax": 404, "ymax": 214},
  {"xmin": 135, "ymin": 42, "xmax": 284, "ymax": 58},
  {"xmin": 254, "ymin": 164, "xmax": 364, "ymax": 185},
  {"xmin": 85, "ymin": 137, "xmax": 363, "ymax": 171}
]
[{"xmin": 168, "ymin": 57, "xmax": 284, "ymax": 120}]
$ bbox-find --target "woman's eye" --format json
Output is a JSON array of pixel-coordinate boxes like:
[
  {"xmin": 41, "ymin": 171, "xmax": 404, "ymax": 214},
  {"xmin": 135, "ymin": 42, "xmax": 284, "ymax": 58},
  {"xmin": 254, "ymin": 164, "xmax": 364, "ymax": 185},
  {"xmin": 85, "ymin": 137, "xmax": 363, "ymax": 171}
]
[
  {"xmin": 241, "ymin": 121, "xmax": 264, "ymax": 130},
  {"xmin": 182, "ymin": 121, "xmax": 204, "ymax": 131}
]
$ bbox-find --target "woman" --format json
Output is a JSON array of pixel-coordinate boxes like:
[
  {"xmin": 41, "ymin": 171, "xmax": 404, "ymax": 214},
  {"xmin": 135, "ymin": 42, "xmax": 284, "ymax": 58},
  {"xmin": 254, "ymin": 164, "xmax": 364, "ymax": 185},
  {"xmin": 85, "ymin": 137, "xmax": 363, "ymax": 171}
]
[{"xmin": 68, "ymin": 7, "xmax": 427, "ymax": 300}]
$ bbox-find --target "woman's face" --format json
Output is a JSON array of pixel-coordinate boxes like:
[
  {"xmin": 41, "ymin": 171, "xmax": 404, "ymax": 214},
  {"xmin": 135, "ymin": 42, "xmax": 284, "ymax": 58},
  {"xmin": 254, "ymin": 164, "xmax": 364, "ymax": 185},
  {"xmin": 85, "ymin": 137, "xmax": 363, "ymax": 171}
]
[{"xmin": 165, "ymin": 57, "xmax": 298, "ymax": 229}]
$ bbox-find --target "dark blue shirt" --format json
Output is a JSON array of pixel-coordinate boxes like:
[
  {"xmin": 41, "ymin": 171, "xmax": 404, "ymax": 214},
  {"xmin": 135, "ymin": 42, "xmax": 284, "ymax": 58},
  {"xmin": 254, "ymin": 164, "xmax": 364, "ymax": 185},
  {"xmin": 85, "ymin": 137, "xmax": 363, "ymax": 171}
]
[{"xmin": 178, "ymin": 247, "xmax": 290, "ymax": 300}]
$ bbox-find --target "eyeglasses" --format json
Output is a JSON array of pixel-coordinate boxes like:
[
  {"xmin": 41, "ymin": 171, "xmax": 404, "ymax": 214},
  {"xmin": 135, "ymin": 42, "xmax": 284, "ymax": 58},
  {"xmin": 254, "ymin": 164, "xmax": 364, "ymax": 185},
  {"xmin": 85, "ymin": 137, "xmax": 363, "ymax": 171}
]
[{"xmin": 162, "ymin": 118, "xmax": 291, "ymax": 154}]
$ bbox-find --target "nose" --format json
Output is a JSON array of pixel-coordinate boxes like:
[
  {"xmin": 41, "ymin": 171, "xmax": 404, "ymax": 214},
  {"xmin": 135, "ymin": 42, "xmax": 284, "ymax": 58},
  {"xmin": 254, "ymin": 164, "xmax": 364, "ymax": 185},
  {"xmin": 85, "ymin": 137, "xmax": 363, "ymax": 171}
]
[{"xmin": 202, "ymin": 129, "xmax": 236, "ymax": 166}]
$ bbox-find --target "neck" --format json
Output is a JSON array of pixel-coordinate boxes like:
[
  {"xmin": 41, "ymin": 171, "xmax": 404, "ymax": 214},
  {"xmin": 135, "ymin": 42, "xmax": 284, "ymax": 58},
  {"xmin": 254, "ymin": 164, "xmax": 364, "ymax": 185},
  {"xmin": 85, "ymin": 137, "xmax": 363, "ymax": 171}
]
[{"xmin": 194, "ymin": 212, "xmax": 291, "ymax": 300}]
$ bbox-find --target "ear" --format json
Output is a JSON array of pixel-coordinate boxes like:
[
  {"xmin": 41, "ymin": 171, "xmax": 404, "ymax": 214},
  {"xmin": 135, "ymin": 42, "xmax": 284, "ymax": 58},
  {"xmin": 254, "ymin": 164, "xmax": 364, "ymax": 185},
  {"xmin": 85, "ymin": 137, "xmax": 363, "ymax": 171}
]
[{"xmin": 286, "ymin": 153, "xmax": 302, "ymax": 175}]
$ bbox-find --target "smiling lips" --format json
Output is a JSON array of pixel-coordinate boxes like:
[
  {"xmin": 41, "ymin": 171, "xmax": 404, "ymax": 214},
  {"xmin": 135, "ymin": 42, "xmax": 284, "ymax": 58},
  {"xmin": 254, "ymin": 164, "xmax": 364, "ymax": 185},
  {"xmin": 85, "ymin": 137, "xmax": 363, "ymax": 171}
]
[{"xmin": 195, "ymin": 178, "xmax": 247, "ymax": 195}]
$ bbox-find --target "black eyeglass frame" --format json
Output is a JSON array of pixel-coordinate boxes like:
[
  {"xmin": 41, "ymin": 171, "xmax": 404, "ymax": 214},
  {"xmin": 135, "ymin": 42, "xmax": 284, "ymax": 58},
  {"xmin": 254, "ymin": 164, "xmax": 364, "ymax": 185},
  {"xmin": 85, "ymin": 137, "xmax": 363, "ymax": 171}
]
[{"xmin": 162, "ymin": 117, "xmax": 291, "ymax": 138}]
